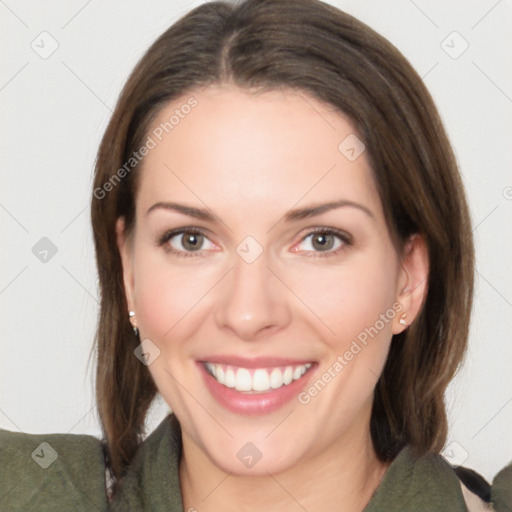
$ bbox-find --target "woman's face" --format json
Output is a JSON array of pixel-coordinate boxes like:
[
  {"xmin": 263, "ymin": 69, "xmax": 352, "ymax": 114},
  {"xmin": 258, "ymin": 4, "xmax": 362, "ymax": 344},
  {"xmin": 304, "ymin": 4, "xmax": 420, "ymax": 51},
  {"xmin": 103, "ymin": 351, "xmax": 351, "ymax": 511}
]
[{"xmin": 117, "ymin": 85, "xmax": 423, "ymax": 475}]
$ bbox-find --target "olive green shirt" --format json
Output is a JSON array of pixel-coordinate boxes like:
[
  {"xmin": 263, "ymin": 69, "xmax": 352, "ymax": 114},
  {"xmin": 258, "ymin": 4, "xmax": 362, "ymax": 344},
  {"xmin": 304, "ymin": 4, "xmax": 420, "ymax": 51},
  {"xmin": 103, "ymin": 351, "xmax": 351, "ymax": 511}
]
[{"xmin": 1, "ymin": 414, "xmax": 510, "ymax": 511}]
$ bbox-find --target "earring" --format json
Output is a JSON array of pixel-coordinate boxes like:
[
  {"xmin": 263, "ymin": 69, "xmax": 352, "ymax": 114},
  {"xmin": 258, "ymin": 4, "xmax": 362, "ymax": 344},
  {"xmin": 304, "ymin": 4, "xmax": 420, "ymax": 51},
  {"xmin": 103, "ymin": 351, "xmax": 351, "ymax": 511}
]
[
  {"xmin": 129, "ymin": 310, "xmax": 139, "ymax": 337},
  {"xmin": 399, "ymin": 313, "xmax": 407, "ymax": 326}
]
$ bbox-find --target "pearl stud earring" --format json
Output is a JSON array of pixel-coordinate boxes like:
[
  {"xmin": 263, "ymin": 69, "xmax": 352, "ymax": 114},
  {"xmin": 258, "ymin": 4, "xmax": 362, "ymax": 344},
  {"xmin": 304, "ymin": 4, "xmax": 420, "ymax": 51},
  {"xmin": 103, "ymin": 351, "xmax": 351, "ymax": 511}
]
[{"xmin": 129, "ymin": 310, "xmax": 139, "ymax": 337}]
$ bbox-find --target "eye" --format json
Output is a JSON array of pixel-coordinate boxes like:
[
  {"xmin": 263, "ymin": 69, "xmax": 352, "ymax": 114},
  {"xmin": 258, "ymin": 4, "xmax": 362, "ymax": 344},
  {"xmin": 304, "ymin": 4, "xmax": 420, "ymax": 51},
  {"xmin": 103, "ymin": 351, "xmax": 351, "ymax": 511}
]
[
  {"xmin": 158, "ymin": 229, "xmax": 217, "ymax": 256},
  {"xmin": 292, "ymin": 229, "xmax": 351, "ymax": 255}
]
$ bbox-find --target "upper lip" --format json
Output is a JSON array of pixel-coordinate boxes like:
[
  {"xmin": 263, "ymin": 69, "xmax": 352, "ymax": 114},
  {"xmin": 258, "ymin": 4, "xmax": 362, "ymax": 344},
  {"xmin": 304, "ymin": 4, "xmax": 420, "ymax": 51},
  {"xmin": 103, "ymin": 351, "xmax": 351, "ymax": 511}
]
[{"xmin": 198, "ymin": 355, "xmax": 316, "ymax": 368}]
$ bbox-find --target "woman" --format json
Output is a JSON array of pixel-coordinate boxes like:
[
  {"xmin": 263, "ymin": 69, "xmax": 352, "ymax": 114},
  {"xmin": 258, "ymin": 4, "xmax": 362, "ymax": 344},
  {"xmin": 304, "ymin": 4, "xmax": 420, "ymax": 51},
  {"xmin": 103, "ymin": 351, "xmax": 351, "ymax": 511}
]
[{"xmin": 1, "ymin": 1, "xmax": 510, "ymax": 511}]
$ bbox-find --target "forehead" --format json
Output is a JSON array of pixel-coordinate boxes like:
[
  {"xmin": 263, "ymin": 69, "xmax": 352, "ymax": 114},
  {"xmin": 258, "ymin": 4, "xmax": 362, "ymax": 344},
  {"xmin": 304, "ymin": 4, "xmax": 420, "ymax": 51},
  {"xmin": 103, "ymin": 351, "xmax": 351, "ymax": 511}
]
[{"xmin": 136, "ymin": 85, "xmax": 380, "ymax": 224}]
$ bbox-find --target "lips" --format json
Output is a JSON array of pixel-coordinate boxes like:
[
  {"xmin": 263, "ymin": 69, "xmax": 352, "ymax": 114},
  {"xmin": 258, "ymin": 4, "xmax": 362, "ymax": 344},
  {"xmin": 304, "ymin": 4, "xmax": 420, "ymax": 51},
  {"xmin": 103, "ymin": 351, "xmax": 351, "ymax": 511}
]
[{"xmin": 197, "ymin": 356, "xmax": 317, "ymax": 415}]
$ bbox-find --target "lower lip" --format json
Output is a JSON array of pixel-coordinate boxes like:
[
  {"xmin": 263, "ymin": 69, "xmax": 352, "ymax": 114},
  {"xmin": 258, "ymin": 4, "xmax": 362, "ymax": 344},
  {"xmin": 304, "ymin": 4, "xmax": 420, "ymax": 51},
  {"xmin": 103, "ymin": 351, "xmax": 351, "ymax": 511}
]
[{"xmin": 197, "ymin": 362, "xmax": 316, "ymax": 415}]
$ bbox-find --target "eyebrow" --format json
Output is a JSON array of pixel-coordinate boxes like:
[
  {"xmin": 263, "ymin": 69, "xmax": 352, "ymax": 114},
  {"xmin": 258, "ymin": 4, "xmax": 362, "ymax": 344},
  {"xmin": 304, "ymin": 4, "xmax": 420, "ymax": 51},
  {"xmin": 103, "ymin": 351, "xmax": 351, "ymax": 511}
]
[
  {"xmin": 145, "ymin": 199, "xmax": 374, "ymax": 222},
  {"xmin": 146, "ymin": 202, "xmax": 215, "ymax": 221},
  {"xmin": 284, "ymin": 200, "xmax": 374, "ymax": 221}
]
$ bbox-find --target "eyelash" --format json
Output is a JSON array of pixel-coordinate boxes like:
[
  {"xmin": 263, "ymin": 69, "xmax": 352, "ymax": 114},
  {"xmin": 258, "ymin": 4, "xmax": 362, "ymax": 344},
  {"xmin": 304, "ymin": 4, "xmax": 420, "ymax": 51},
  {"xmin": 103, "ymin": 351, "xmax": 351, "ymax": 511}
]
[{"xmin": 156, "ymin": 227, "xmax": 353, "ymax": 258}]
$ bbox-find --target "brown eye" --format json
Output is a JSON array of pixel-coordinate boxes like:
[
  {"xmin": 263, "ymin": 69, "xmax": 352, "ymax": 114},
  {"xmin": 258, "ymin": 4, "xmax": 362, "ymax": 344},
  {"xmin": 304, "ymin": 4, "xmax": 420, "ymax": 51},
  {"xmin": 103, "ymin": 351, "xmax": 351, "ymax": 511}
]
[
  {"xmin": 159, "ymin": 229, "xmax": 217, "ymax": 255},
  {"xmin": 311, "ymin": 232, "xmax": 336, "ymax": 251},
  {"xmin": 178, "ymin": 231, "xmax": 204, "ymax": 251},
  {"xmin": 294, "ymin": 229, "xmax": 351, "ymax": 255}
]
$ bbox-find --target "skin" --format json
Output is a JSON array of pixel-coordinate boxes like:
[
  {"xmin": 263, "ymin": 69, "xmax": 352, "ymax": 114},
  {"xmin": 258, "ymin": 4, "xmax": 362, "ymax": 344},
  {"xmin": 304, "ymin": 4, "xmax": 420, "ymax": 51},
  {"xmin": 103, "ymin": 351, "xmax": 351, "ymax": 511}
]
[{"xmin": 116, "ymin": 84, "xmax": 429, "ymax": 512}]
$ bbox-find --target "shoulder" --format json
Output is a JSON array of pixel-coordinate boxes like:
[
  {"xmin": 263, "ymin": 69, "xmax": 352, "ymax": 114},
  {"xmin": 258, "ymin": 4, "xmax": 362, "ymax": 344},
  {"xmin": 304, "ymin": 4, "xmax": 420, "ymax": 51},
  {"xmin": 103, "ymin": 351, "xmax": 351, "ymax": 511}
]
[
  {"xmin": 0, "ymin": 426, "xmax": 108, "ymax": 512},
  {"xmin": 454, "ymin": 459, "xmax": 512, "ymax": 512},
  {"xmin": 365, "ymin": 446, "xmax": 506, "ymax": 512},
  {"xmin": 490, "ymin": 460, "xmax": 512, "ymax": 512},
  {"xmin": 109, "ymin": 413, "xmax": 183, "ymax": 511}
]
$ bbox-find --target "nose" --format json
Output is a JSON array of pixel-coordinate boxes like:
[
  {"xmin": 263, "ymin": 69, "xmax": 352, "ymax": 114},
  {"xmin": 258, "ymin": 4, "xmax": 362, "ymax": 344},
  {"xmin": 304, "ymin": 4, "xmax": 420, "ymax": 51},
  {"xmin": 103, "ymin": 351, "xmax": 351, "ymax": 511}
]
[{"xmin": 214, "ymin": 251, "xmax": 291, "ymax": 341}]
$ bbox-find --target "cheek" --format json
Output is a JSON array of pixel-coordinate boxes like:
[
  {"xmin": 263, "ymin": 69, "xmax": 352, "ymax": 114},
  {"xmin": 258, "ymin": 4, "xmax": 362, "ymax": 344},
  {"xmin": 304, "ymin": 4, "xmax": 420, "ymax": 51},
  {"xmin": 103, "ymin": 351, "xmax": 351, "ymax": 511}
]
[
  {"xmin": 131, "ymin": 252, "xmax": 218, "ymax": 343},
  {"xmin": 286, "ymin": 253, "xmax": 399, "ymax": 348}
]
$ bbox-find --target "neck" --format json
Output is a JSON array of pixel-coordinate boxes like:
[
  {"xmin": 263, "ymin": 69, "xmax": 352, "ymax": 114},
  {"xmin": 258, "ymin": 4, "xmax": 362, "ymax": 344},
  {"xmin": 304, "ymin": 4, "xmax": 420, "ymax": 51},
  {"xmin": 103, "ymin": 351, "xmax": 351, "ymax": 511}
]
[{"xmin": 179, "ymin": 422, "xmax": 390, "ymax": 512}]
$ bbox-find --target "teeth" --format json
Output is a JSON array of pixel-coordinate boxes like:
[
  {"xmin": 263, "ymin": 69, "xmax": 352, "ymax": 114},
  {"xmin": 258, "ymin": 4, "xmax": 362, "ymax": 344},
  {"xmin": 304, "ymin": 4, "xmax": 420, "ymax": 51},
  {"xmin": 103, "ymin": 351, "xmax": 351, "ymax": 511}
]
[
  {"xmin": 225, "ymin": 367, "xmax": 236, "ymax": 388},
  {"xmin": 253, "ymin": 369, "xmax": 270, "ymax": 391},
  {"xmin": 236, "ymin": 368, "xmax": 252, "ymax": 391},
  {"xmin": 270, "ymin": 368, "xmax": 283, "ymax": 389},
  {"xmin": 283, "ymin": 366, "xmax": 293, "ymax": 385},
  {"xmin": 205, "ymin": 362, "xmax": 313, "ymax": 393}
]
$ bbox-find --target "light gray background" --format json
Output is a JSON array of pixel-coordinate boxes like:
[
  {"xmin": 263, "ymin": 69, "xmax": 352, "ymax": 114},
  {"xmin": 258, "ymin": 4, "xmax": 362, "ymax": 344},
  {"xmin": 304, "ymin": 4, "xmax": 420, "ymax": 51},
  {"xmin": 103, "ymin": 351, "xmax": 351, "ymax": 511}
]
[{"xmin": 1, "ymin": 0, "xmax": 511, "ymax": 483}]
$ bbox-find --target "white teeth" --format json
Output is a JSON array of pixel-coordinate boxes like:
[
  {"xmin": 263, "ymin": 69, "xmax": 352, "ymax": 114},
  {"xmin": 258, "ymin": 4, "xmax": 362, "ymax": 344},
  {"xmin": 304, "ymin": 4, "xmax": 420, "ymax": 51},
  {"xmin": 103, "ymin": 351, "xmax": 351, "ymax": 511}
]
[
  {"xmin": 235, "ymin": 368, "xmax": 252, "ymax": 391},
  {"xmin": 225, "ymin": 367, "xmax": 236, "ymax": 388},
  {"xmin": 216, "ymin": 366, "xmax": 225, "ymax": 384},
  {"xmin": 283, "ymin": 366, "xmax": 293, "ymax": 385},
  {"xmin": 253, "ymin": 369, "xmax": 271, "ymax": 391},
  {"xmin": 205, "ymin": 362, "xmax": 313, "ymax": 393},
  {"xmin": 270, "ymin": 368, "xmax": 283, "ymax": 389}
]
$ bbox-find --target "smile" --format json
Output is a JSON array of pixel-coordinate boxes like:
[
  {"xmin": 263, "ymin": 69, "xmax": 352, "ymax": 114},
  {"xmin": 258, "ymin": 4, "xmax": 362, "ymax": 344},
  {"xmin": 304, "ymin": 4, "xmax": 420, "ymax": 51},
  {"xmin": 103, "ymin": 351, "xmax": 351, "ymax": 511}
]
[
  {"xmin": 197, "ymin": 357, "xmax": 317, "ymax": 415},
  {"xmin": 203, "ymin": 362, "xmax": 313, "ymax": 393}
]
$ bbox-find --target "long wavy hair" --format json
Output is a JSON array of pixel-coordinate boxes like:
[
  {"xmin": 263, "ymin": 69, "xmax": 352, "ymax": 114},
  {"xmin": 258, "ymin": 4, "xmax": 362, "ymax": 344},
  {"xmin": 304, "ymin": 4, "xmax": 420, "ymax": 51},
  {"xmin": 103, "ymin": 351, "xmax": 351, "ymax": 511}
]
[{"xmin": 89, "ymin": 0, "xmax": 474, "ymax": 500}]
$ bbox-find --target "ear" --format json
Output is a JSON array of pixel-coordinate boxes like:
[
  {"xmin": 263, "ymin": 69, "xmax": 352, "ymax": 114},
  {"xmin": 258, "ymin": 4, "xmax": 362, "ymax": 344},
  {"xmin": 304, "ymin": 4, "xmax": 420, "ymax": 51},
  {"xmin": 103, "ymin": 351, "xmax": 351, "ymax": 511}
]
[
  {"xmin": 116, "ymin": 216, "xmax": 136, "ymax": 312},
  {"xmin": 392, "ymin": 233, "xmax": 429, "ymax": 334}
]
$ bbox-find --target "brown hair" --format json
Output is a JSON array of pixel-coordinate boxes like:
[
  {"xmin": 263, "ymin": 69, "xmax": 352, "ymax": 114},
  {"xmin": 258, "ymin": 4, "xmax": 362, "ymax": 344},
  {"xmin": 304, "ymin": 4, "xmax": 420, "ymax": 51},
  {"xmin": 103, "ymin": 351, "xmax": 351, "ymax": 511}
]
[{"xmin": 90, "ymin": 0, "xmax": 474, "ymax": 499}]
